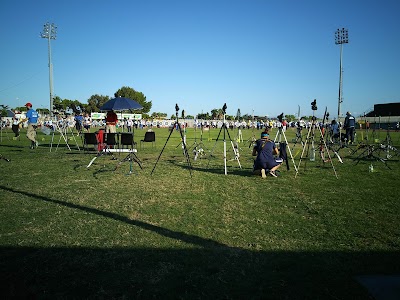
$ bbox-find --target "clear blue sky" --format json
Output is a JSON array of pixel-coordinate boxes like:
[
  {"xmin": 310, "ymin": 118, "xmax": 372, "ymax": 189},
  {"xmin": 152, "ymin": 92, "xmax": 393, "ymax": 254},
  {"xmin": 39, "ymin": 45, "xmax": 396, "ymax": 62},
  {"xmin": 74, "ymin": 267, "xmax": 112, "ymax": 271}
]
[{"xmin": 1, "ymin": 0, "xmax": 399, "ymax": 119}]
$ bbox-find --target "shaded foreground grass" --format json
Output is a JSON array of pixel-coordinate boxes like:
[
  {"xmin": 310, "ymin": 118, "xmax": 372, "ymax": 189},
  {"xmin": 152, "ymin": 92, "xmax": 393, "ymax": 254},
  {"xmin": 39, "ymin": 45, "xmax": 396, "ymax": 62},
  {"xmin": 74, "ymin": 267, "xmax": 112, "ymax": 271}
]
[{"xmin": 1, "ymin": 127, "xmax": 400, "ymax": 299}]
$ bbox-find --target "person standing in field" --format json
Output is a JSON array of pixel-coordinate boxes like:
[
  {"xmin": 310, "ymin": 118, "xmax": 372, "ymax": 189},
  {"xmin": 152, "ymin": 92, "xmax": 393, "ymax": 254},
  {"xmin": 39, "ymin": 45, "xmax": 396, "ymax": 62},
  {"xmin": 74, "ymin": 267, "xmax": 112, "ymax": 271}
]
[{"xmin": 20, "ymin": 102, "xmax": 39, "ymax": 149}]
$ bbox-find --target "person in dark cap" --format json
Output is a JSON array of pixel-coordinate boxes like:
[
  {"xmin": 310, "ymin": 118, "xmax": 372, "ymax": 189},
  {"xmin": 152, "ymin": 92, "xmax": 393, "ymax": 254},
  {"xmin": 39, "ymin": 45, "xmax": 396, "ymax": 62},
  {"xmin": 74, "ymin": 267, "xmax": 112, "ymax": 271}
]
[
  {"xmin": 343, "ymin": 111, "xmax": 356, "ymax": 144},
  {"xmin": 252, "ymin": 129, "xmax": 282, "ymax": 178},
  {"xmin": 20, "ymin": 102, "xmax": 39, "ymax": 149}
]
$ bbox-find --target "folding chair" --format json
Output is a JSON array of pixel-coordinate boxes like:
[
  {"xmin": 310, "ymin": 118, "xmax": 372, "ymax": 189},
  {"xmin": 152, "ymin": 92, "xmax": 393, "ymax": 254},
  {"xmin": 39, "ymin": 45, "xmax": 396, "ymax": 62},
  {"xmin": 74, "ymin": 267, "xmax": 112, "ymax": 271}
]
[
  {"xmin": 140, "ymin": 131, "xmax": 155, "ymax": 149},
  {"xmin": 104, "ymin": 133, "xmax": 119, "ymax": 150},
  {"xmin": 120, "ymin": 133, "xmax": 136, "ymax": 150},
  {"xmin": 86, "ymin": 131, "xmax": 117, "ymax": 168},
  {"xmin": 82, "ymin": 132, "xmax": 98, "ymax": 153}
]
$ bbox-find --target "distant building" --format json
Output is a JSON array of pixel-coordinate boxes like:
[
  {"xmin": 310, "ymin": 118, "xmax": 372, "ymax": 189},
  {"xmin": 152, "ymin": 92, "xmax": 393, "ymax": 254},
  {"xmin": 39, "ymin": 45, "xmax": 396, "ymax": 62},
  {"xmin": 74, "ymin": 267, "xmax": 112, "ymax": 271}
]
[{"xmin": 366, "ymin": 102, "xmax": 400, "ymax": 117}]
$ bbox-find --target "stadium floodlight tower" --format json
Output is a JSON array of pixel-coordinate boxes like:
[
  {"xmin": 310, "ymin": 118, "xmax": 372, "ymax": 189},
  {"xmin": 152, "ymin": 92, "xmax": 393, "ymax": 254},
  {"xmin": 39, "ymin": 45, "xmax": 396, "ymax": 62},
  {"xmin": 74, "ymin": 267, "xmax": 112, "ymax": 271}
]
[
  {"xmin": 335, "ymin": 27, "xmax": 349, "ymax": 123},
  {"xmin": 41, "ymin": 22, "xmax": 57, "ymax": 116}
]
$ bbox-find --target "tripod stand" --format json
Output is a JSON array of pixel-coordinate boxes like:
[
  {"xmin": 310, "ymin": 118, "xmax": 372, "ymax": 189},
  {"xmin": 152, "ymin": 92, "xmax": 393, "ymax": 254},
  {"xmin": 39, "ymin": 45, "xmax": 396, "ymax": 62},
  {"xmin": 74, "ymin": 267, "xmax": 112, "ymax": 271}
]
[
  {"xmin": 234, "ymin": 127, "xmax": 244, "ymax": 143},
  {"xmin": 353, "ymin": 143, "xmax": 392, "ymax": 169},
  {"xmin": 291, "ymin": 124, "xmax": 305, "ymax": 158},
  {"xmin": 207, "ymin": 103, "xmax": 241, "ymax": 175},
  {"xmin": 0, "ymin": 114, "xmax": 11, "ymax": 142},
  {"xmin": 114, "ymin": 149, "xmax": 143, "ymax": 175},
  {"xmin": 295, "ymin": 102, "xmax": 338, "ymax": 179},
  {"xmin": 188, "ymin": 120, "xmax": 208, "ymax": 160},
  {"xmin": 151, "ymin": 104, "xmax": 192, "ymax": 177},
  {"xmin": 273, "ymin": 125, "xmax": 298, "ymax": 172},
  {"xmin": 50, "ymin": 120, "xmax": 81, "ymax": 152},
  {"xmin": 246, "ymin": 112, "xmax": 256, "ymax": 148},
  {"xmin": 175, "ymin": 110, "xmax": 187, "ymax": 149},
  {"xmin": 380, "ymin": 114, "xmax": 399, "ymax": 159},
  {"xmin": 234, "ymin": 109, "xmax": 243, "ymax": 144}
]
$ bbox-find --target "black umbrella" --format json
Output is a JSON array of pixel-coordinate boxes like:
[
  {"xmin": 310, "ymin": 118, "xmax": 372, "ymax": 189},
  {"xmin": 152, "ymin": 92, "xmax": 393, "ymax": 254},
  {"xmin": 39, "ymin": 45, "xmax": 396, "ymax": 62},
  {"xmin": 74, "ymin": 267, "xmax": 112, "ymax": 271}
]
[{"xmin": 100, "ymin": 97, "xmax": 143, "ymax": 111}]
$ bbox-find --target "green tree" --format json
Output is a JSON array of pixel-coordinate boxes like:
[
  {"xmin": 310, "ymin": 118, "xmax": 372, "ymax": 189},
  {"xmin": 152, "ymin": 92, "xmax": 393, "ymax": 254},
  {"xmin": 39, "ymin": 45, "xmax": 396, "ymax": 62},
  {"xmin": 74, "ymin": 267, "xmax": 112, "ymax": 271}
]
[
  {"xmin": 285, "ymin": 114, "xmax": 296, "ymax": 122},
  {"xmin": 151, "ymin": 112, "xmax": 168, "ymax": 119},
  {"xmin": 87, "ymin": 94, "xmax": 110, "ymax": 112},
  {"xmin": 0, "ymin": 106, "xmax": 7, "ymax": 117},
  {"xmin": 53, "ymin": 96, "xmax": 63, "ymax": 111},
  {"xmin": 197, "ymin": 112, "xmax": 210, "ymax": 120},
  {"xmin": 114, "ymin": 86, "xmax": 152, "ymax": 113},
  {"xmin": 211, "ymin": 109, "xmax": 219, "ymax": 119},
  {"xmin": 37, "ymin": 108, "xmax": 50, "ymax": 115}
]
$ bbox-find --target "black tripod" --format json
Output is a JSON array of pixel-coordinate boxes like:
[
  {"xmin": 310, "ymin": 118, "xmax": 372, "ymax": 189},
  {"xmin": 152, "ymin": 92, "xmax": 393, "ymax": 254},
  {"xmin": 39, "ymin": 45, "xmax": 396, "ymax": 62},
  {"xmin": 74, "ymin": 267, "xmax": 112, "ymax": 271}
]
[
  {"xmin": 353, "ymin": 143, "xmax": 392, "ymax": 169},
  {"xmin": 151, "ymin": 104, "xmax": 192, "ymax": 177},
  {"xmin": 291, "ymin": 124, "xmax": 305, "ymax": 157},
  {"xmin": 175, "ymin": 110, "xmax": 187, "ymax": 149},
  {"xmin": 273, "ymin": 124, "xmax": 298, "ymax": 172},
  {"xmin": 207, "ymin": 103, "xmax": 241, "ymax": 175},
  {"xmin": 114, "ymin": 149, "xmax": 143, "ymax": 175}
]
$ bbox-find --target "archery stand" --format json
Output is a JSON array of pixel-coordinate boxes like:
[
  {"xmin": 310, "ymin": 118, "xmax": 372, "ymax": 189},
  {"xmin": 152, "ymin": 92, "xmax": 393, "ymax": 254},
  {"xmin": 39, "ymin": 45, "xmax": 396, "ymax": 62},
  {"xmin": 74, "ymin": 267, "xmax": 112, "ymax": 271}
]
[
  {"xmin": 207, "ymin": 103, "xmax": 241, "ymax": 175},
  {"xmin": 246, "ymin": 110, "xmax": 257, "ymax": 148},
  {"xmin": 295, "ymin": 100, "xmax": 338, "ymax": 179},
  {"xmin": 273, "ymin": 115, "xmax": 298, "ymax": 173},
  {"xmin": 151, "ymin": 104, "xmax": 192, "ymax": 177},
  {"xmin": 188, "ymin": 118, "xmax": 208, "ymax": 161},
  {"xmin": 50, "ymin": 120, "xmax": 81, "ymax": 152}
]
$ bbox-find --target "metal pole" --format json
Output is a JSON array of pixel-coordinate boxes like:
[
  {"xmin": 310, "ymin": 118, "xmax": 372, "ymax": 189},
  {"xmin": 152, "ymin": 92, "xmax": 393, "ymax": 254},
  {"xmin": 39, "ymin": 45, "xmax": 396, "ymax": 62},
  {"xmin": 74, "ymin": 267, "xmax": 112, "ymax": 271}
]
[
  {"xmin": 41, "ymin": 22, "xmax": 57, "ymax": 117},
  {"xmin": 338, "ymin": 43, "xmax": 343, "ymax": 122},
  {"xmin": 335, "ymin": 28, "xmax": 349, "ymax": 125},
  {"xmin": 48, "ymin": 33, "xmax": 54, "ymax": 117}
]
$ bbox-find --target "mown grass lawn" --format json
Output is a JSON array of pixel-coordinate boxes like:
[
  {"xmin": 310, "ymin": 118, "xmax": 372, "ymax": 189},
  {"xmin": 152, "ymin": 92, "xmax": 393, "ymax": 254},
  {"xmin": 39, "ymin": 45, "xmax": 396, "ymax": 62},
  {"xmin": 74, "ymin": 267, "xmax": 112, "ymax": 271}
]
[{"xmin": 1, "ymin": 126, "xmax": 399, "ymax": 299}]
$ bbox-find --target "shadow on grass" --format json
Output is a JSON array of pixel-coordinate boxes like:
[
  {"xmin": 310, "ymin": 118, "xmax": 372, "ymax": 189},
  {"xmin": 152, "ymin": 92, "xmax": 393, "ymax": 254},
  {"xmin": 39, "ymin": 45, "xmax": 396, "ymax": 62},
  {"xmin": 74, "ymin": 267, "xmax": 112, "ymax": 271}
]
[
  {"xmin": 1, "ymin": 185, "xmax": 399, "ymax": 299},
  {"xmin": 0, "ymin": 144, "xmax": 26, "ymax": 149},
  {"xmin": 162, "ymin": 157, "xmax": 254, "ymax": 177}
]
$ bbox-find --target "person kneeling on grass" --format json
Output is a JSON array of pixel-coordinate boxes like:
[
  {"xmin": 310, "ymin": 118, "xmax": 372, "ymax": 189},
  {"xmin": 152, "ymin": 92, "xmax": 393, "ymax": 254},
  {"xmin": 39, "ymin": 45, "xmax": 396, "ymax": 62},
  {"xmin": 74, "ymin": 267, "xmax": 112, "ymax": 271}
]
[{"xmin": 252, "ymin": 130, "xmax": 282, "ymax": 178}]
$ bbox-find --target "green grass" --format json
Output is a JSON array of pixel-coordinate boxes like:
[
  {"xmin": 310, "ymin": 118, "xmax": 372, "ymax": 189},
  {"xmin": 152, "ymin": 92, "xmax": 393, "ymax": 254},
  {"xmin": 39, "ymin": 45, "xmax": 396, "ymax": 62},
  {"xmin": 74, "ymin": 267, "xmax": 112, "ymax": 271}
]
[{"xmin": 1, "ymin": 126, "xmax": 399, "ymax": 299}]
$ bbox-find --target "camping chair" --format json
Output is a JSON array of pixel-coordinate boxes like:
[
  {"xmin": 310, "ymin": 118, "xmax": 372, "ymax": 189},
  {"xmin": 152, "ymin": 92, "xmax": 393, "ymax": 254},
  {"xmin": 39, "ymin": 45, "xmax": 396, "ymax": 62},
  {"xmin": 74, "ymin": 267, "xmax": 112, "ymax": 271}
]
[
  {"xmin": 104, "ymin": 133, "xmax": 119, "ymax": 150},
  {"xmin": 83, "ymin": 132, "xmax": 98, "ymax": 153},
  {"xmin": 87, "ymin": 130, "xmax": 116, "ymax": 168},
  {"xmin": 120, "ymin": 132, "xmax": 136, "ymax": 150},
  {"xmin": 140, "ymin": 131, "xmax": 155, "ymax": 149}
]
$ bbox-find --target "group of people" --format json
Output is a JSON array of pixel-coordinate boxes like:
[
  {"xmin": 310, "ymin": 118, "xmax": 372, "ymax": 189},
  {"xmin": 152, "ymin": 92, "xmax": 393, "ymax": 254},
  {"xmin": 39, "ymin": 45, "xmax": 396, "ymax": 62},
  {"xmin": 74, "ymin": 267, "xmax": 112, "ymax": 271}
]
[
  {"xmin": 251, "ymin": 111, "xmax": 357, "ymax": 179},
  {"xmin": 74, "ymin": 113, "xmax": 92, "ymax": 135},
  {"xmin": 8, "ymin": 103, "xmax": 359, "ymax": 179}
]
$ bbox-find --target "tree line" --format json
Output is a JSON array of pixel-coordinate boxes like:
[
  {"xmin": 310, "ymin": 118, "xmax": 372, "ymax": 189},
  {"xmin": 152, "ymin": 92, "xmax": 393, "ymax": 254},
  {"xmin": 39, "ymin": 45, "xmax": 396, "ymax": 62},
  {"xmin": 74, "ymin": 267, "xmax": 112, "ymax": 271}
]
[
  {"xmin": 3, "ymin": 84, "xmax": 318, "ymax": 122},
  {"xmin": 11, "ymin": 86, "xmax": 152, "ymax": 117}
]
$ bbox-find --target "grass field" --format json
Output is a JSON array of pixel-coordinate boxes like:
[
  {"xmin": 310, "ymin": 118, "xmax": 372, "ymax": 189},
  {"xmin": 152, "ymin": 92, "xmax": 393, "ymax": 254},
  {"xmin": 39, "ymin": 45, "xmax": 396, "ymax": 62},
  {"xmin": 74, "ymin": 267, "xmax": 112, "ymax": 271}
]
[{"xmin": 1, "ymin": 125, "xmax": 400, "ymax": 299}]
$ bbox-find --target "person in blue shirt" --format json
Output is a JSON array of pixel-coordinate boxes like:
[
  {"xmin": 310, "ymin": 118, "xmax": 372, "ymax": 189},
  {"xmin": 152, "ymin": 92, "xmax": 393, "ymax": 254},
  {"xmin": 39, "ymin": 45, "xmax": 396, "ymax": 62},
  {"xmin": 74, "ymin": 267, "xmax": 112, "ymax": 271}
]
[
  {"xmin": 252, "ymin": 129, "xmax": 282, "ymax": 178},
  {"xmin": 343, "ymin": 111, "xmax": 356, "ymax": 144},
  {"xmin": 20, "ymin": 102, "xmax": 39, "ymax": 149},
  {"xmin": 74, "ymin": 113, "xmax": 83, "ymax": 135}
]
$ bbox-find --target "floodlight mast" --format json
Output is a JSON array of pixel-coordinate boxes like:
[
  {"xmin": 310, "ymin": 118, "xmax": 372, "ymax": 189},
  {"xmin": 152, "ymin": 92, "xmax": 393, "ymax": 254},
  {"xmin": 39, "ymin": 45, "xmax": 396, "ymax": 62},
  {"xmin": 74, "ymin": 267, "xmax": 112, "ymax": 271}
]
[
  {"xmin": 41, "ymin": 22, "xmax": 57, "ymax": 116},
  {"xmin": 335, "ymin": 28, "xmax": 349, "ymax": 123}
]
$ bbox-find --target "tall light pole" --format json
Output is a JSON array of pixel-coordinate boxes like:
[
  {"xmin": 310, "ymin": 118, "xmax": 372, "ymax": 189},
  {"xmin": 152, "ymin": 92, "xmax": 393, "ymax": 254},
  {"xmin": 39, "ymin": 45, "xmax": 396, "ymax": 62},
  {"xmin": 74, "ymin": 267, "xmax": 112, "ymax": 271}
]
[
  {"xmin": 41, "ymin": 22, "xmax": 57, "ymax": 116},
  {"xmin": 335, "ymin": 28, "xmax": 349, "ymax": 123}
]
